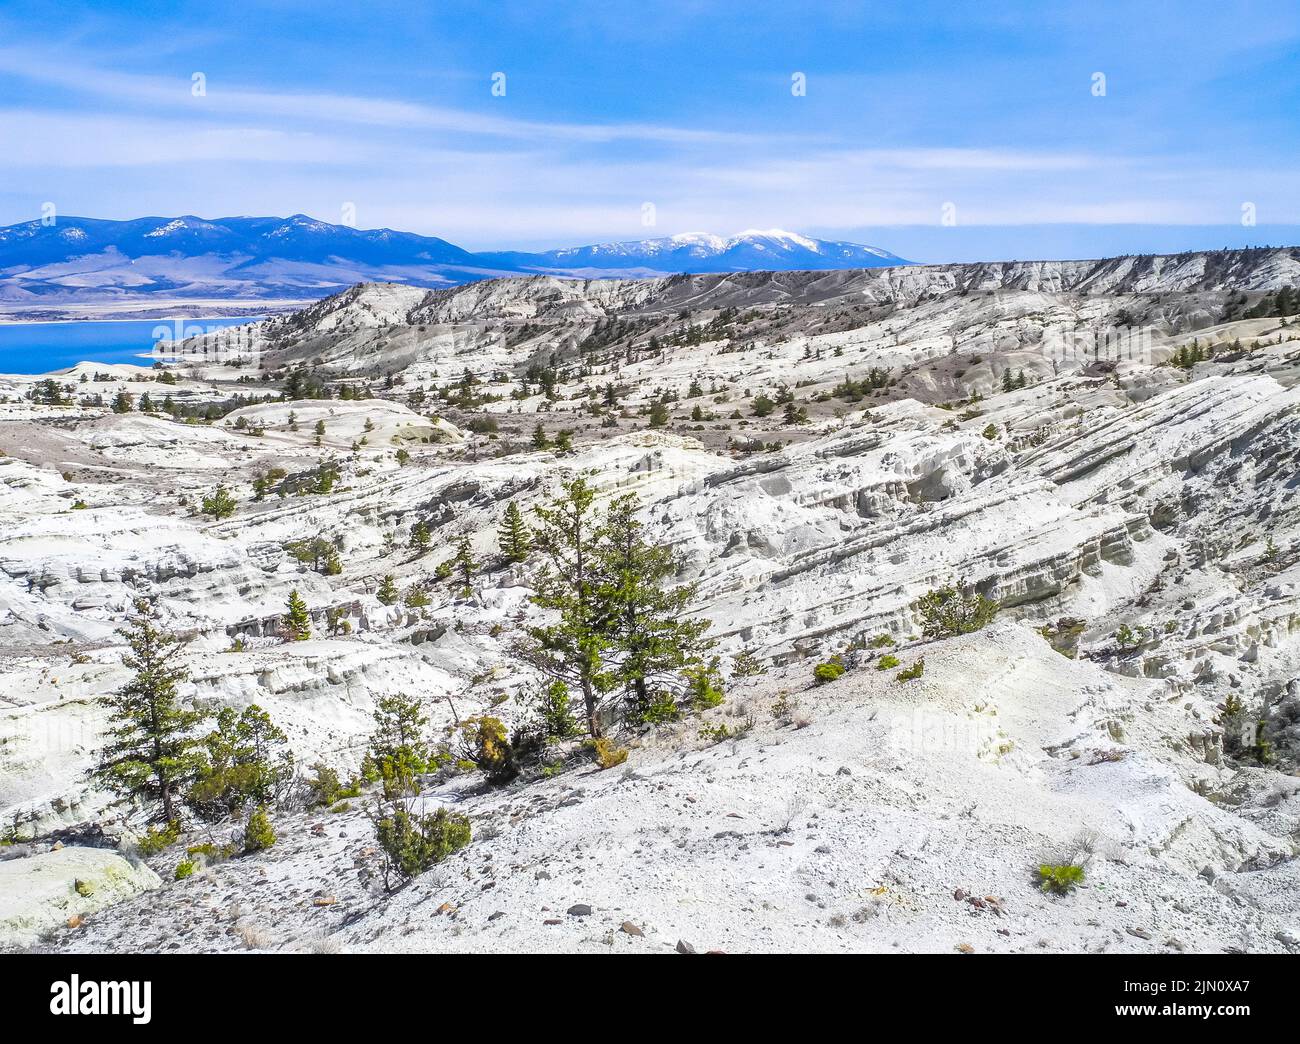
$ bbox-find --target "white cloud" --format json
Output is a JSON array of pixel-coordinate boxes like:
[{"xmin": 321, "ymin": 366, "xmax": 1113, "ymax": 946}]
[{"xmin": 1, "ymin": 40, "xmax": 1296, "ymax": 244}]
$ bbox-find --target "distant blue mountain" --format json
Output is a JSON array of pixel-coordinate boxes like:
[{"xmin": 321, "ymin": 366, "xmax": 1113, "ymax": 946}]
[{"xmin": 0, "ymin": 214, "xmax": 911, "ymax": 307}]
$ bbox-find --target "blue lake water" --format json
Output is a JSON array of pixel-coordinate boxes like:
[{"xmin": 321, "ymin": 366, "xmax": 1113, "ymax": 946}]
[{"xmin": 0, "ymin": 318, "xmax": 259, "ymax": 374}]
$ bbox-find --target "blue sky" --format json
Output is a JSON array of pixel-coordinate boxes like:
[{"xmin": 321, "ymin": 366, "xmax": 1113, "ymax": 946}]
[{"xmin": 0, "ymin": 0, "xmax": 1297, "ymax": 261}]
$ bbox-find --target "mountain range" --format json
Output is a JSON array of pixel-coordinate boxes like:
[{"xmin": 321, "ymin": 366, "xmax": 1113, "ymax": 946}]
[{"xmin": 0, "ymin": 215, "xmax": 910, "ymax": 310}]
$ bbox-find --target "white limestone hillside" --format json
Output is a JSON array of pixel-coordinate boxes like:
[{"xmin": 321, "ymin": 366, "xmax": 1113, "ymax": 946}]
[
  {"xmin": 36, "ymin": 625, "xmax": 1300, "ymax": 955},
  {"xmin": 0, "ymin": 248, "xmax": 1297, "ymax": 953}
]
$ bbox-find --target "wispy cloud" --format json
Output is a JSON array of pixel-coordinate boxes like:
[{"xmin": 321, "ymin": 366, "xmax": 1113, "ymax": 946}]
[
  {"xmin": 0, "ymin": 7, "xmax": 1296, "ymax": 252},
  {"xmin": 0, "ymin": 48, "xmax": 783, "ymax": 146}
]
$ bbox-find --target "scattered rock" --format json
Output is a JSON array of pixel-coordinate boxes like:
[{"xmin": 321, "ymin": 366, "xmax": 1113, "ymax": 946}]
[
  {"xmin": 567, "ymin": 903, "xmax": 592, "ymax": 917},
  {"xmin": 675, "ymin": 938, "xmax": 696, "ymax": 954},
  {"xmin": 620, "ymin": 921, "xmax": 643, "ymax": 937}
]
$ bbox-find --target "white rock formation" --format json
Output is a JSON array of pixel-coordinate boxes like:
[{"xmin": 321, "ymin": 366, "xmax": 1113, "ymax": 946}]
[{"xmin": 0, "ymin": 249, "xmax": 1297, "ymax": 952}]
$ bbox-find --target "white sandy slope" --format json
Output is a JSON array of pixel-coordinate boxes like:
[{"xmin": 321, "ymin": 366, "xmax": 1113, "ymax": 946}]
[
  {"xmin": 0, "ymin": 846, "xmax": 159, "ymax": 949},
  {"xmin": 34, "ymin": 624, "xmax": 1299, "ymax": 955}
]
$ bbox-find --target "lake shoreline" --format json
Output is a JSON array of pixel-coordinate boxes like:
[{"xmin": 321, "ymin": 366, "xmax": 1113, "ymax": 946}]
[{"xmin": 0, "ymin": 316, "xmax": 262, "ymax": 375}]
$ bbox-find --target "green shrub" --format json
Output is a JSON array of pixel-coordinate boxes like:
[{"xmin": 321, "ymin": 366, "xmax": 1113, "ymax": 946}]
[
  {"xmin": 813, "ymin": 655, "xmax": 846, "ymax": 685},
  {"xmin": 243, "ymin": 805, "xmax": 276, "ymax": 853},
  {"xmin": 876, "ymin": 653, "xmax": 900, "ymax": 670},
  {"xmin": 454, "ymin": 715, "xmax": 517, "ymax": 784},
  {"xmin": 136, "ymin": 819, "xmax": 181, "ymax": 857},
  {"xmin": 303, "ymin": 762, "xmax": 362, "ymax": 809},
  {"xmin": 867, "ymin": 633, "xmax": 896, "ymax": 649},
  {"xmin": 1038, "ymin": 863, "xmax": 1085, "ymax": 894},
  {"xmin": 588, "ymin": 737, "xmax": 628, "ymax": 769},
  {"xmin": 731, "ymin": 650, "xmax": 768, "ymax": 677},
  {"xmin": 637, "ymin": 692, "xmax": 681, "ymax": 726},
  {"xmin": 698, "ymin": 722, "xmax": 732, "ymax": 744},
  {"xmin": 896, "ymin": 659, "xmax": 925, "ymax": 682},
  {"xmin": 201, "ymin": 484, "xmax": 237, "ymax": 520},
  {"xmin": 185, "ymin": 841, "xmax": 237, "ymax": 863},
  {"xmin": 174, "ymin": 858, "xmax": 197, "ymax": 880},
  {"xmin": 915, "ymin": 587, "xmax": 999, "ymax": 638},
  {"xmin": 525, "ymin": 680, "xmax": 581, "ymax": 742},
  {"xmin": 1114, "ymin": 623, "xmax": 1139, "ymax": 649},
  {"xmin": 374, "ymin": 804, "xmax": 471, "ymax": 887},
  {"xmin": 685, "ymin": 658, "xmax": 725, "ymax": 709}
]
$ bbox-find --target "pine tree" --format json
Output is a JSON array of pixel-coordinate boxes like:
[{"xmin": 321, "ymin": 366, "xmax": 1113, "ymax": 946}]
[
  {"xmin": 243, "ymin": 804, "xmax": 276, "ymax": 852},
  {"xmin": 1001, "ymin": 368, "xmax": 1014, "ymax": 393},
  {"xmin": 189, "ymin": 704, "xmax": 294, "ymax": 819},
  {"xmin": 409, "ymin": 519, "xmax": 432, "ymax": 552},
  {"xmin": 283, "ymin": 589, "xmax": 311, "ymax": 640},
  {"xmin": 363, "ymin": 693, "xmax": 431, "ymax": 797},
  {"xmin": 498, "ymin": 501, "xmax": 531, "ymax": 564},
  {"xmin": 598, "ymin": 493, "xmax": 714, "ymax": 721},
  {"xmin": 524, "ymin": 478, "xmax": 613, "ymax": 736},
  {"xmin": 34, "ymin": 378, "xmax": 66, "ymax": 405},
  {"xmin": 648, "ymin": 399, "xmax": 670, "ymax": 428},
  {"xmin": 94, "ymin": 599, "xmax": 206, "ymax": 822},
  {"xmin": 454, "ymin": 534, "xmax": 476, "ymax": 591},
  {"xmin": 377, "ymin": 573, "xmax": 399, "ymax": 605},
  {"xmin": 111, "ymin": 390, "xmax": 134, "ymax": 414},
  {"xmin": 531, "ymin": 423, "xmax": 549, "ymax": 450},
  {"xmin": 201, "ymin": 484, "xmax": 237, "ymax": 520}
]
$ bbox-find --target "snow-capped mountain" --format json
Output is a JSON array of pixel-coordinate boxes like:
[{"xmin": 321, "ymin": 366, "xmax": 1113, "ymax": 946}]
[
  {"xmin": 0, "ymin": 215, "xmax": 504, "ymax": 307},
  {"xmin": 0, "ymin": 216, "xmax": 911, "ymax": 311},
  {"xmin": 479, "ymin": 229, "xmax": 910, "ymax": 276}
]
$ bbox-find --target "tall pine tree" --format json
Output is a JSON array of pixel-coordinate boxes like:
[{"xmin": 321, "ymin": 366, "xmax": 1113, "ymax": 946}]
[
  {"xmin": 454, "ymin": 534, "xmax": 476, "ymax": 590},
  {"xmin": 94, "ymin": 599, "xmax": 206, "ymax": 822},
  {"xmin": 283, "ymin": 589, "xmax": 311, "ymax": 640},
  {"xmin": 524, "ymin": 478, "xmax": 613, "ymax": 736},
  {"xmin": 599, "ymin": 494, "xmax": 714, "ymax": 720},
  {"xmin": 497, "ymin": 501, "xmax": 531, "ymax": 563}
]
